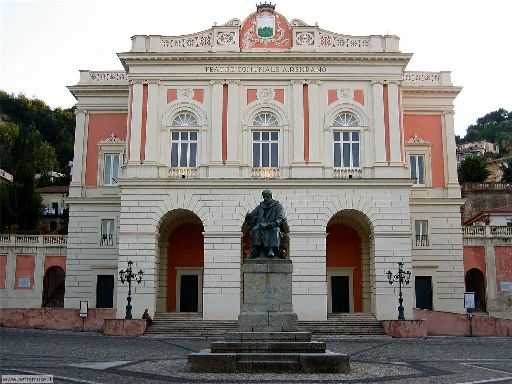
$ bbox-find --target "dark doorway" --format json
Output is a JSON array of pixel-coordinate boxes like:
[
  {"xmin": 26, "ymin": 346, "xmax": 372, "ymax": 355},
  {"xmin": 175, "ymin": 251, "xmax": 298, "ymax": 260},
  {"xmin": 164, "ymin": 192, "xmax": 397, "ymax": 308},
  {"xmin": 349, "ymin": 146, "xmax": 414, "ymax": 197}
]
[
  {"xmin": 465, "ymin": 268, "xmax": 487, "ymax": 312},
  {"xmin": 415, "ymin": 276, "xmax": 433, "ymax": 310},
  {"xmin": 96, "ymin": 275, "xmax": 114, "ymax": 308},
  {"xmin": 42, "ymin": 266, "xmax": 65, "ymax": 307},
  {"xmin": 180, "ymin": 275, "xmax": 199, "ymax": 312},
  {"xmin": 331, "ymin": 275, "xmax": 350, "ymax": 313}
]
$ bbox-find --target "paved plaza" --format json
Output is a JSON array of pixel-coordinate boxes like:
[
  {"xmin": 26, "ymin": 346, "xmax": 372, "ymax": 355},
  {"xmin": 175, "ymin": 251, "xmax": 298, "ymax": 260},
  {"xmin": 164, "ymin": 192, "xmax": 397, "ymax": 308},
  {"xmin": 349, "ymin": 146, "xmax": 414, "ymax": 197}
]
[{"xmin": 1, "ymin": 328, "xmax": 511, "ymax": 383}]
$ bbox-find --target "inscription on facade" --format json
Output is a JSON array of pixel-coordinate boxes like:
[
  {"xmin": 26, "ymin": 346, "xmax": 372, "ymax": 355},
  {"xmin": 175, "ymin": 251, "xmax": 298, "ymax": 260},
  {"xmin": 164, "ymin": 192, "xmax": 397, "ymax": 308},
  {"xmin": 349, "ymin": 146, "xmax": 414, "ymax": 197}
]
[{"xmin": 205, "ymin": 65, "xmax": 327, "ymax": 74}]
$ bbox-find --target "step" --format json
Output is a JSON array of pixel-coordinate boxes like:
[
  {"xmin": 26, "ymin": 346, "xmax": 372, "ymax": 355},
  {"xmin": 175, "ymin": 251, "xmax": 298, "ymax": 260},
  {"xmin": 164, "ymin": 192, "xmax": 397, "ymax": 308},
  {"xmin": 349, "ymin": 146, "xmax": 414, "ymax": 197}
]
[{"xmin": 210, "ymin": 341, "xmax": 326, "ymax": 353}]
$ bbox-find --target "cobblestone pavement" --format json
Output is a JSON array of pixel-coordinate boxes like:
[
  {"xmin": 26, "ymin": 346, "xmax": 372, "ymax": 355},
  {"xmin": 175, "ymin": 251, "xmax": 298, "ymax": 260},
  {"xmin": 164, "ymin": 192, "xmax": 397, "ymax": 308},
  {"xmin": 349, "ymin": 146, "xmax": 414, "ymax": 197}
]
[{"xmin": 1, "ymin": 328, "xmax": 511, "ymax": 383}]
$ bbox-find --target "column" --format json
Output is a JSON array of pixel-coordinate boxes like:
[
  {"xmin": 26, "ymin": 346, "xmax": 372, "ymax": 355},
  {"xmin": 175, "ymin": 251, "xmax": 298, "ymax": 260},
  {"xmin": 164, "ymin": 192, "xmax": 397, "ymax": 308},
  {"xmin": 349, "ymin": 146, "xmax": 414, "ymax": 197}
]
[
  {"xmin": 387, "ymin": 82, "xmax": 402, "ymax": 165},
  {"xmin": 128, "ymin": 82, "xmax": 143, "ymax": 164},
  {"xmin": 144, "ymin": 81, "xmax": 159, "ymax": 164},
  {"xmin": 372, "ymin": 81, "xmax": 386, "ymax": 165},
  {"xmin": 69, "ymin": 109, "xmax": 87, "ymax": 197},
  {"xmin": 443, "ymin": 111, "xmax": 460, "ymax": 191},
  {"xmin": 209, "ymin": 81, "xmax": 223, "ymax": 163}
]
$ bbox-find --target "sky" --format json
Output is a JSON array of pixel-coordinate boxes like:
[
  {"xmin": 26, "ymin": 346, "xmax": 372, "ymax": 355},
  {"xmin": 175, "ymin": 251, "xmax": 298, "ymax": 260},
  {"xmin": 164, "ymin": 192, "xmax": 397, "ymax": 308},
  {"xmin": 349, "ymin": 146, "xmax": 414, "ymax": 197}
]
[{"xmin": 0, "ymin": 0, "xmax": 510, "ymax": 136}]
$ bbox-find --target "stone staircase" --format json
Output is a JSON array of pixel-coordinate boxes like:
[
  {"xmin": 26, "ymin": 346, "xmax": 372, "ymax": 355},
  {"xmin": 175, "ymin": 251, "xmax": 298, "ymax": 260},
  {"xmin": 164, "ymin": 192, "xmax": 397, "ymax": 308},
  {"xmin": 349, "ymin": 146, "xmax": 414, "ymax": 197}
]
[{"xmin": 145, "ymin": 312, "xmax": 384, "ymax": 336}]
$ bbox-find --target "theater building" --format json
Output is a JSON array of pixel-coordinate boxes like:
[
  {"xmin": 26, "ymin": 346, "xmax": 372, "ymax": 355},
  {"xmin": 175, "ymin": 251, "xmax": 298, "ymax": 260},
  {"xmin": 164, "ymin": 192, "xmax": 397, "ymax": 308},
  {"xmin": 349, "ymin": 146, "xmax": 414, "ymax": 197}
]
[{"xmin": 64, "ymin": 4, "xmax": 464, "ymax": 322}]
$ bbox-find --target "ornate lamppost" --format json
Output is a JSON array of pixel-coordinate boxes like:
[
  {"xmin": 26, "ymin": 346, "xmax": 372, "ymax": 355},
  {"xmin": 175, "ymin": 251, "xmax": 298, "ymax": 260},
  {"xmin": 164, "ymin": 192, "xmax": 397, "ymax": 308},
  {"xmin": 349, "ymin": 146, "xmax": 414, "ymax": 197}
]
[
  {"xmin": 119, "ymin": 260, "xmax": 143, "ymax": 320},
  {"xmin": 386, "ymin": 262, "xmax": 411, "ymax": 320}
]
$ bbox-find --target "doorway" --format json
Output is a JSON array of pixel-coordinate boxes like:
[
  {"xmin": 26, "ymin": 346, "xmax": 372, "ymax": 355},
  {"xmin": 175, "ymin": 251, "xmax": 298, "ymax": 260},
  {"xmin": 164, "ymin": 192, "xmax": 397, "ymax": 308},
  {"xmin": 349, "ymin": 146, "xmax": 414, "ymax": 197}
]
[{"xmin": 176, "ymin": 269, "xmax": 202, "ymax": 313}]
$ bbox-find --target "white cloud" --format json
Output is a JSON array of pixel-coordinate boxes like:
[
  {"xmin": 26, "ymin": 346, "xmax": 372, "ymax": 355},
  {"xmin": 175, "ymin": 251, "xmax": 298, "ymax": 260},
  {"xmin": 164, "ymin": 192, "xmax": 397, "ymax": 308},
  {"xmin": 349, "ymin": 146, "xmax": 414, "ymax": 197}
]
[{"xmin": 1, "ymin": 0, "xmax": 510, "ymax": 135}]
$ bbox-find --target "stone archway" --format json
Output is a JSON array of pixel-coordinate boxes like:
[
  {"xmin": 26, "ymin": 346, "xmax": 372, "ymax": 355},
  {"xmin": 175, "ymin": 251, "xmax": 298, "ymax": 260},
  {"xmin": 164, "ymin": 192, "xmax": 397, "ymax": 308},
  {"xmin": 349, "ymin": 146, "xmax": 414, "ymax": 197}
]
[
  {"xmin": 465, "ymin": 268, "xmax": 487, "ymax": 312},
  {"xmin": 156, "ymin": 209, "xmax": 204, "ymax": 313},
  {"xmin": 42, "ymin": 266, "xmax": 65, "ymax": 307},
  {"xmin": 326, "ymin": 209, "xmax": 374, "ymax": 313}
]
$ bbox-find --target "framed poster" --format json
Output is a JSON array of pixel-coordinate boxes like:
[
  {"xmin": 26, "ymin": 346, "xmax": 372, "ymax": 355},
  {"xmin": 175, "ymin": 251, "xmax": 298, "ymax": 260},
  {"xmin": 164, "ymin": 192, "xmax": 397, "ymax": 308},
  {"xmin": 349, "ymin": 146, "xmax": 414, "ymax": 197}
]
[
  {"xmin": 464, "ymin": 292, "xmax": 475, "ymax": 312},
  {"xmin": 79, "ymin": 300, "xmax": 88, "ymax": 318}
]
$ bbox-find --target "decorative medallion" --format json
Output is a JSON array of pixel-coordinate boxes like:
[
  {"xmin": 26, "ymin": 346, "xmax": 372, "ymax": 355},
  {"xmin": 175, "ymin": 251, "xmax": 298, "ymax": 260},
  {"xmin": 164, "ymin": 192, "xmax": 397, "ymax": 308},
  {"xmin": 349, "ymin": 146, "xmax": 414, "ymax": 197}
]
[
  {"xmin": 256, "ymin": 88, "xmax": 275, "ymax": 102},
  {"xmin": 240, "ymin": 3, "xmax": 291, "ymax": 50},
  {"xmin": 295, "ymin": 32, "xmax": 314, "ymax": 46},
  {"xmin": 408, "ymin": 134, "xmax": 429, "ymax": 145},
  {"xmin": 337, "ymin": 88, "xmax": 353, "ymax": 100},
  {"xmin": 216, "ymin": 31, "xmax": 235, "ymax": 46},
  {"xmin": 177, "ymin": 88, "xmax": 193, "ymax": 101}
]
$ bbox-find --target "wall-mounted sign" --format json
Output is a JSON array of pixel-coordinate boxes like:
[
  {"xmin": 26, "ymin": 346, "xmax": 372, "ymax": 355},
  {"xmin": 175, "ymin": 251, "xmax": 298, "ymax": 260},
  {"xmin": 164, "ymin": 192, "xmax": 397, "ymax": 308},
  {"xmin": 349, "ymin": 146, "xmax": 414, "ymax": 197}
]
[
  {"xmin": 17, "ymin": 277, "xmax": 31, "ymax": 289},
  {"xmin": 79, "ymin": 300, "xmax": 88, "ymax": 318},
  {"xmin": 464, "ymin": 292, "xmax": 475, "ymax": 312},
  {"xmin": 500, "ymin": 282, "xmax": 512, "ymax": 292}
]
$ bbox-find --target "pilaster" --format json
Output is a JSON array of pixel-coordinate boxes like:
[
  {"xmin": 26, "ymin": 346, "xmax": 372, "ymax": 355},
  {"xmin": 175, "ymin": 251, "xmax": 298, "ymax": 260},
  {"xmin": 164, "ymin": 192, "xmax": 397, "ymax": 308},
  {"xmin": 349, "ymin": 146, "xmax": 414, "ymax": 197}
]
[
  {"xmin": 443, "ymin": 111, "xmax": 461, "ymax": 197},
  {"xmin": 227, "ymin": 80, "xmax": 240, "ymax": 164},
  {"xmin": 144, "ymin": 81, "xmax": 159, "ymax": 164},
  {"xmin": 128, "ymin": 82, "xmax": 143, "ymax": 164},
  {"xmin": 209, "ymin": 81, "xmax": 223, "ymax": 163},
  {"xmin": 387, "ymin": 82, "xmax": 402, "ymax": 165},
  {"xmin": 371, "ymin": 81, "xmax": 386, "ymax": 165},
  {"xmin": 69, "ymin": 109, "xmax": 87, "ymax": 197},
  {"xmin": 291, "ymin": 80, "xmax": 304, "ymax": 164}
]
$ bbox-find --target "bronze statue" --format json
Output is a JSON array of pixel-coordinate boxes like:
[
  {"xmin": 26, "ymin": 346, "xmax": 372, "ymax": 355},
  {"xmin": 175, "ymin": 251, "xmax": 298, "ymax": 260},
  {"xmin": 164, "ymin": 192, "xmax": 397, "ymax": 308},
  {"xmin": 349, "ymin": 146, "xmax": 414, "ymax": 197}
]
[{"xmin": 245, "ymin": 190, "xmax": 287, "ymax": 259}]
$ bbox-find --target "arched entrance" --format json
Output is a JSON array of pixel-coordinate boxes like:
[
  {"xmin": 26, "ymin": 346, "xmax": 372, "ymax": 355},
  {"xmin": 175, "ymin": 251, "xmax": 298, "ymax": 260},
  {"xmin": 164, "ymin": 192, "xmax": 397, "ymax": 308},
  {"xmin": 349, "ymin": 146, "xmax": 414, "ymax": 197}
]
[
  {"xmin": 42, "ymin": 266, "xmax": 65, "ymax": 307},
  {"xmin": 156, "ymin": 209, "xmax": 204, "ymax": 313},
  {"xmin": 465, "ymin": 268, "xmax": 486, "ymax": 312},
  {"xmin": 326, "ymin": 210, "xmax": 373, "ymax": 313}
]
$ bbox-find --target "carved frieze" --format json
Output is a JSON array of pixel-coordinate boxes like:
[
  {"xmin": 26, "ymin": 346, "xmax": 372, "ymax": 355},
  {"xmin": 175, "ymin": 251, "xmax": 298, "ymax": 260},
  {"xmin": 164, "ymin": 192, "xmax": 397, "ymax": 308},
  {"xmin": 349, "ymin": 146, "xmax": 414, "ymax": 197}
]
[
  {"xmin": 216, "ymin": 31, "xmax": 236, "ymax": 46},
  {"xmin": 402, "ymin": 72, "xmax": 441, "ymax": 86},
  {"xmin": 88, "ymin": 71, "xmax": 127, "ymax": 82}
]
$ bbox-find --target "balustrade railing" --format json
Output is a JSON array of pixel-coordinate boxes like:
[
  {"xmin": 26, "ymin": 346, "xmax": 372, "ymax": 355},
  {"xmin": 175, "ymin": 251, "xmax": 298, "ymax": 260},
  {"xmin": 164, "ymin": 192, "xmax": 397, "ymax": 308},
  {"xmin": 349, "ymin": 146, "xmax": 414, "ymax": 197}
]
[
  {"xmin": 461, "ymin": 182, "xmax": 512, "ymax": 193},
  {"xmin": 333, "ymin": 168, "xmax": 362, "ymax": 179},
  {"xmin": 0, "ymin": 234, "xmax": 67, "ymax": 247},
  {"xmin": 251, "ymin": 167, "xmax": 280, "ymax": 179},
  {"xmin": 463, "ymin": 226, "xmax": 512, "ymax": 238},
  {"xmin": 168, "ymin": 167, "xmax": 199, "ymax": 178}
]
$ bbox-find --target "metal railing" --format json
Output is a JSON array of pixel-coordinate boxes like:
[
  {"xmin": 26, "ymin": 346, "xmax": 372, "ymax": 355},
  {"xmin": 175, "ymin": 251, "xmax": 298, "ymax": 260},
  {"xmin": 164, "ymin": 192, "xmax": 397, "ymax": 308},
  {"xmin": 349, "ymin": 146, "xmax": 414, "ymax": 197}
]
[{"xmin": 415, "ymin": 235, "xmax": 429, "ymax": 247}]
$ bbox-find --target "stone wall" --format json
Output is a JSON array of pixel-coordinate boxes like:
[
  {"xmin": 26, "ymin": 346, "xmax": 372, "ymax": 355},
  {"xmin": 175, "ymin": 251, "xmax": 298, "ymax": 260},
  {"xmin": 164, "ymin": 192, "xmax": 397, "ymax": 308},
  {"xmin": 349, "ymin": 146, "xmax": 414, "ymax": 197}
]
[{"xmin": 461, "ymin": 186, "xmax": 512, "ymax": 222}]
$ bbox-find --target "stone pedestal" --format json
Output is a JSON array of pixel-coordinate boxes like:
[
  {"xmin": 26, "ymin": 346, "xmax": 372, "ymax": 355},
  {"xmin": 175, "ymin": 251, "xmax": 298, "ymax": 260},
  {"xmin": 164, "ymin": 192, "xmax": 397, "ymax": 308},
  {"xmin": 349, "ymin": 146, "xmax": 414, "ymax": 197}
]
[
  {"xmin": 239, "ymin": 259, "xmax": 297, "ymax": 332},
  {"xmin": 187, "ymin": 258, "xmax": 350, "ymax": 373}
]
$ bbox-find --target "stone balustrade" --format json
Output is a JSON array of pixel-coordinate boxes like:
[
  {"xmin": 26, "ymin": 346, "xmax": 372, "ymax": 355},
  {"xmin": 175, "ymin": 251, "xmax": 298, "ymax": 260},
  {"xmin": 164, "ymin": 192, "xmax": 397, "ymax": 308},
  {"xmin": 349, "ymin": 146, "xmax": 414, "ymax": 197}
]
[
  {"xmin": 333, "ymin": 167, "xmax": 362, "ymax": 179},
  {"xmin": 251, "ymin": 167, "xmax": 280, "ymax": 179},
  {"xmin": 78, "ymin": 70, "xmax": 128, "ymax": 84},
  {"xmin": 401, "ymin": 71, "xmax": 452, "ymax": 87},
  {"xmin": 0, "ymin": 234, "xmax": 67, "ymax": 247},
  {"xmin": 463, "ymin": 226, "xmax": 512, "ymax": 239},
  {"xmin": 168, "ymin": 167, "xmax": 199, "ymax": 178}
]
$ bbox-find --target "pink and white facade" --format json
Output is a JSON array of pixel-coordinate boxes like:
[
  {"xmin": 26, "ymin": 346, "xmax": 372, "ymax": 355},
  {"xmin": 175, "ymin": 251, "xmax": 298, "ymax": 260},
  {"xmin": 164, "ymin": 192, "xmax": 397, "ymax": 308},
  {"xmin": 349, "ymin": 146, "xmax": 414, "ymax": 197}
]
[{"xmin": 64, "ymin": 5, "xmax": 465, "ymax": 322}]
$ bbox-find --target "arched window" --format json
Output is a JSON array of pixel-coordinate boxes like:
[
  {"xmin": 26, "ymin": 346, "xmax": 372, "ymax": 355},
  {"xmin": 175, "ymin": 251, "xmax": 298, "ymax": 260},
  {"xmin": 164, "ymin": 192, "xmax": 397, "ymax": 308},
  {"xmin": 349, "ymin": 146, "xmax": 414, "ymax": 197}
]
[
  {"xmin": 170, "ymin": 111, "xmax": 199, "ymax": 168},
  {"xmin": 172, "ymin": 111, "xmax": 198, "ymax": 127},
  {"xmin": 253, "ymin": 111, "xmax": 279, "ymax": 127},
  {"xmin": 332, "ymin": 111, "xmax": 361, "ymax": 169},
  {"xmin": 333, "ymin": 111, "xmax": 359, "ymax": 127},
  {"xmin": 252, "ymin": 111, "xmax": 279, "ymax": 168}
]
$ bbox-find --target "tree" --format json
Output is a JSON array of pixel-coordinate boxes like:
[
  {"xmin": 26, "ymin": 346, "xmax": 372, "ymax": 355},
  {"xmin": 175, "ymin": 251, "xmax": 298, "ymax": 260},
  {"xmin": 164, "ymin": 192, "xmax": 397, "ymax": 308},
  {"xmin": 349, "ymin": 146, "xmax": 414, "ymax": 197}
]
[
  {"xmin": 458, "ymin": 156, "xmax": 490, "ymax": 183},
  {"xmin": 501, "ymin": 160, "xmax": 512, "ymax": 183},
  {"xmin": 463, "ymin": 108, "xmax": 512, "ymax": 155}
]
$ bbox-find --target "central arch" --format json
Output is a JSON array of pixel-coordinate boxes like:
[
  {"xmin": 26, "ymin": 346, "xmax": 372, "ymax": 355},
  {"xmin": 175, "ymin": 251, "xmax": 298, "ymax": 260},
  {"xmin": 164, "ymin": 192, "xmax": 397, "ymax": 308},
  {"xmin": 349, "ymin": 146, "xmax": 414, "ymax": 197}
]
[
  {"xmin": 326, "ymin": 209, "xmax": 373, "ymax": 313},
  {"xmin": 156, "ymin": 209, "xmax": 204, "ymax": 313}
]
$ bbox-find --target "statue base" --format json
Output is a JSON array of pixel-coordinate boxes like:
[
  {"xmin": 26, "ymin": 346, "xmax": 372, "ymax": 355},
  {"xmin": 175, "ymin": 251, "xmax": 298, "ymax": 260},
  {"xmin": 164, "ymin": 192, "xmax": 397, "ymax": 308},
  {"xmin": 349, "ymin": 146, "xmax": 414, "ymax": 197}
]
[
  {"xmin": 239, "ymin": 258, "xmax": 297, "ymax": 332},
  {"xmin": 187, "ymin": 257, "xmax": 350, "ymax": 373}
]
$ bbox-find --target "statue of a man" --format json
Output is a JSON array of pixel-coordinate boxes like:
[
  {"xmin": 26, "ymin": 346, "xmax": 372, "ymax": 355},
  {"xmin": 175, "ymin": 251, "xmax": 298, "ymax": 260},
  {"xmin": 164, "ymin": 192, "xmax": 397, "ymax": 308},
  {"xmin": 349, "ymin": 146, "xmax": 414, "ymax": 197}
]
[{"xmin": 245, "ymin": 190, "xmax": 285, "ymax": 259}]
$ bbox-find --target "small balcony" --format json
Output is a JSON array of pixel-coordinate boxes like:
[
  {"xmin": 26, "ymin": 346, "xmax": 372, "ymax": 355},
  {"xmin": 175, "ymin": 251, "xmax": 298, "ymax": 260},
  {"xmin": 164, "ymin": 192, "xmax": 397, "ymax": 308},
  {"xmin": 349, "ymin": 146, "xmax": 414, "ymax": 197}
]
[{"xmin": 251, "ymin": 167, "xmax": 280, "ymax": 179}]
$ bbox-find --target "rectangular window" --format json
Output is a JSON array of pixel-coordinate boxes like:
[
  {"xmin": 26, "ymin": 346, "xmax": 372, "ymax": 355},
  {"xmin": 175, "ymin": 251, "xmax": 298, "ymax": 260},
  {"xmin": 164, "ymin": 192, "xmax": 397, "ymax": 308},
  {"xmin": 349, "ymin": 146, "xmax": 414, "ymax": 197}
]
[
  {"xmin": 410, "ymin": 154, "xmax": 425, "ymax": 185},
  {"xmin": 170, "ymin": 131, "xmax": 198, "ymax": 167},
  {"xmin": 96, "ymin": 275, "xmax": 114, "ymax": 308},
  {"xmin": 415, "ymin": 220, "xmax": 429, "ymax": 246},
  {"xmin": 334, "ymin": 131, "xmax": 360, "ymax": 168},
  {"xmin": 15, "ymin": 255, "xmax": 35, "ymax": 289},
  {"xmin": 253, "ymin": 130, "xmax": 279, "ymax": 168},
  {"xmin": 415, "ymin": 276, "xmax": 433, "ymax": 310},
  {"xmin": 100, "ymin": 219, "xmax": 115, "ymax": 247},
  {"xmin": 103, "ymin": 153, "xmax": 120, "ymax": 185},
  {"xmin": 0, "ymin": 255, "xmax": 6, "ymax": 289}
]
